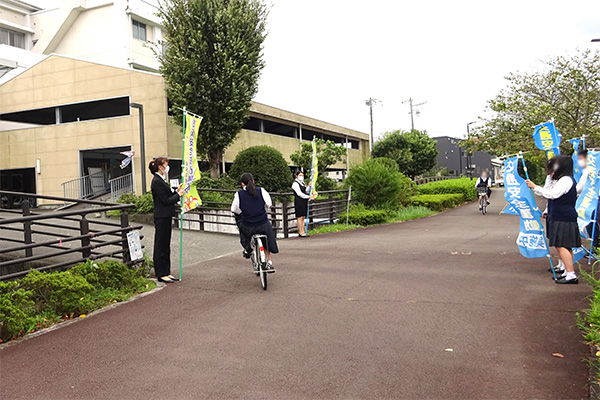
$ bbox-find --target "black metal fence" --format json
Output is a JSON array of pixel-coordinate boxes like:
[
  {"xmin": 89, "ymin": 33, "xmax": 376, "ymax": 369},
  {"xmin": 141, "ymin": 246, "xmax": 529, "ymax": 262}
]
[
  {"xmin": 177, "ymin": 189, "xmax": 351, "ymax": 238},
  {"xmin": 0, "ymin": 191, "xmax": 143, "ymax": 281},
  {"xmin": 413, "ymin": 176, "xmax": 458, "ymax": 185}
]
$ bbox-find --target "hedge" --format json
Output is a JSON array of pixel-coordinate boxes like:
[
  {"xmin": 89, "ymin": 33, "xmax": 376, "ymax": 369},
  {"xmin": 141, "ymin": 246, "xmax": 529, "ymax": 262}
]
[
  {"xmin": 339, "ymin": 209, "xmax": 390, "ymax": 226},
  {"xmin": 410, "ymin": 193, "xmax": 464, "ymax": 211},
  {"xmin": 415, "ymin": 178, "xmax": 477, "ymax": 201},
  {"xmin": 0, "ymin": 260, "xmax": 155, "ymax": 342}
]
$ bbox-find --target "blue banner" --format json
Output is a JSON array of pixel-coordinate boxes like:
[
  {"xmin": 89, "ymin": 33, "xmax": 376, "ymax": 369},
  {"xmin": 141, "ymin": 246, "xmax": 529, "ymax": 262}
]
[
  {"xmin": 576, "ymin": 150, "xmax": 600, "ymax": 238},
  {"xmin": 503, "ymin": 157, "xmax": 548, "ymax": 258},
  {"xmin": 573, "ymin": 247, "xmax": 586, "ymax": 263},
  {"xmin": 547, "ymin": 147, "xmax": 560, "ymax": 158},
  {"xmin": 533, "ymin": 121, "xmax": 561, "ymax": 154},
  {"xmin": 570, "ymin": 138, "xmax": 583, "ymax": 182}
]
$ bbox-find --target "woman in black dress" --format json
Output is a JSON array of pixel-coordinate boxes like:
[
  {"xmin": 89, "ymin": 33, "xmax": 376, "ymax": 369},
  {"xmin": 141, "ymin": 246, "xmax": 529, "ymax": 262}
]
[
  {"xmin": 149, "ymin": 157, "xmax": 184, "ymax": 283},
  {"xmin": 292, "ymin": 170, "xmax": 311, "ymax": 237}
]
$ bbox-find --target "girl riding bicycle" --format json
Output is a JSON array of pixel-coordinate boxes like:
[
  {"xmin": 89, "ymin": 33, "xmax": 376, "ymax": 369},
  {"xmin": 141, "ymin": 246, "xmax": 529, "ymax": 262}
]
[{"xmin": 231, "ymin": 172, "xmax": 279, "ymax": 271}]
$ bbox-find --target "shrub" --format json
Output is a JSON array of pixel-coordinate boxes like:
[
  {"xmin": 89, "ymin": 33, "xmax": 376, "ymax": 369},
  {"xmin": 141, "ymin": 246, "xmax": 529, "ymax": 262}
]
[
  {"xmin": 0, "ymin": 261, "xmax": 155, "ymax": 342},
  {"xmin": 339, "ymin": 208, "xmax": 390, "ymax": 226},
  {"xmin": 196, "ymin": 174, "xmax": 238, "ymax": 190},
  {"xmin": 415, "ymin": 178, "xmax": 477, "ymax": 201},
  {"xmin": 229, "ymin": 146, "xmax": 293, "ymax": 193},
  {"xmin": 411, "ymin": 194, "xmax": 464, "ymax": 211},
  {"xmin": 116, "ymin": 192, "xmax": 154, "ymax": 215},
  {"xmin": 345, "ymin": 158, "xmax": 413, "ymax": 208},
  {"xmin": 317, "ymin": 176, "xmax": 339, "ymax": 192}
]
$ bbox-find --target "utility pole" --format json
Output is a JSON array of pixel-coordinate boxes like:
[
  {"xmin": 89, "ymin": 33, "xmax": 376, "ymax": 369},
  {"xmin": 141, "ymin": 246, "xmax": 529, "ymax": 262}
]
[
  {"xmin": 365, "ymin": 98, "xmax": 381, "ymax": 150},
  {"xmin": 466, "ymin": 121, "xmax": 477, "ymax": 178},
  {"xmin": 402, "ymin": 98, "xmax": 426, "ymax": 130}
]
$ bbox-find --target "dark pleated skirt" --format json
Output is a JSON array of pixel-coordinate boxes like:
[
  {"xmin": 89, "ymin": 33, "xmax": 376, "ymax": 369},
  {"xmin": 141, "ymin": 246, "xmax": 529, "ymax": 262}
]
[
  {"xmin": 547, "ymin": 216, "xmax": 581, "ymax": 248},
  {"xmin": 294, "ymin": 197, "xmax": 308, "ymax": 218}
]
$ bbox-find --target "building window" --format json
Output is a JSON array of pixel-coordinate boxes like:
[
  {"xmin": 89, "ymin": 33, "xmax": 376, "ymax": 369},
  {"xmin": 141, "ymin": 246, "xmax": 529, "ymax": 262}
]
[
  {"xmin": 0, "ymin": 28, "xmax": 25, "ymax": 49},
  {"xmin": 132, "ymin": 20, "xmax": 147, "ymax": 41}
]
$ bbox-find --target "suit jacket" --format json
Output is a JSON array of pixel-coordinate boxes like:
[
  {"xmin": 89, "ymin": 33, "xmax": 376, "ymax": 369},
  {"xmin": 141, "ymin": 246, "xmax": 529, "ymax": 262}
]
[{"xmin": 151, "ymin": 174, "xmax": 179, "ymax": 219}]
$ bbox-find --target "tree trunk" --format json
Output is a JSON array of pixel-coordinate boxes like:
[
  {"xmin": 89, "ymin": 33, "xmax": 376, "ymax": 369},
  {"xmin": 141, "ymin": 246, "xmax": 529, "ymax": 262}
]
[{"xmin": 208, "ymin": 149, "xmax": 222, "ymax": 179}]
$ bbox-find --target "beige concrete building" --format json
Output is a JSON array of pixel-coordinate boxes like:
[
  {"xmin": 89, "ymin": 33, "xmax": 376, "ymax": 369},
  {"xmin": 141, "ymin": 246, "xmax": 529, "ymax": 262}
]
[{"xmin": 0, "ymin": 55, "xmax": 369, "ymax": 205}]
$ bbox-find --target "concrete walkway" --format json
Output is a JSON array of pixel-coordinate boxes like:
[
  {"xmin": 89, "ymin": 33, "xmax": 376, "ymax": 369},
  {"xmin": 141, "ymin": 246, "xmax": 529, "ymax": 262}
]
[{"xmin": 0, "ymin": 195, "xmax": 592, "ymax": 399}]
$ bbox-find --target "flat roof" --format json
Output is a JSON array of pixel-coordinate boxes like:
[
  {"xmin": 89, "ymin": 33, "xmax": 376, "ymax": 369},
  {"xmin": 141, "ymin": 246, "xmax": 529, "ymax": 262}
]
[{"xmin": 250, "ymin": 102, "xmax": 368, "ymax": 141}]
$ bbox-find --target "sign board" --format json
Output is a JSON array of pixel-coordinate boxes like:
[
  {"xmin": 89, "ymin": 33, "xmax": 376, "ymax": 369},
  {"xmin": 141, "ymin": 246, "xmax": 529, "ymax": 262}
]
[{"xmin": 127, "ymin": 231, "xmax": 143, "ymax": 262}]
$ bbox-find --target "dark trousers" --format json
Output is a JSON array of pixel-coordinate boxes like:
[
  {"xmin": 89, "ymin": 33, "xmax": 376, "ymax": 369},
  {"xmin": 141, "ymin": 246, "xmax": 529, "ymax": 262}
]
[
  {"xmin": 238, "ymin": 221, "xmax": 279, "ymax": 254},
  {"xmin": 153, "ymin": 217, "xmax": 173, "ymax": 277}
]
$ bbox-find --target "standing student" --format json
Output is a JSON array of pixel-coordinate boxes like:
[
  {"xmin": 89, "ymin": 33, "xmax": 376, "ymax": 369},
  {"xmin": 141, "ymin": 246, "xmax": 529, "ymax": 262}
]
[
  {"xmin": 526, "ymin": 155, "xmax": 581, "ymax": 284},
  {"xmin": 149, "ymin": 157, "xmax": 184, "ymax": 283},
  {"xmin": 292, "ymin": 170, "xmax": 310, "ymax": 237}
]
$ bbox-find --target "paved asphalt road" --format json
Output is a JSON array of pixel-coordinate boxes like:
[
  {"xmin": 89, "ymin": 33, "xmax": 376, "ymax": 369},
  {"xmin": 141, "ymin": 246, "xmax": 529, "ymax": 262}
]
[{"xmin": 0, "ymin": 193, "xmax": 593, "ymax": 399}]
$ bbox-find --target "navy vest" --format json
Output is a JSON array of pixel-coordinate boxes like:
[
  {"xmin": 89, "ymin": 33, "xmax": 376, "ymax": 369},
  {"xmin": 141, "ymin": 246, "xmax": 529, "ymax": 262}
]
[
  {"xmin": 477, "ymin": 177, "xmax": 490, "ymax": 187},
  {"xmin": 548, "ymin": 176, "xmax": 577, "ymax": 222},
  {"xmin": 238, "ymin": 187, "xmax": 268, "ymax": 227}
]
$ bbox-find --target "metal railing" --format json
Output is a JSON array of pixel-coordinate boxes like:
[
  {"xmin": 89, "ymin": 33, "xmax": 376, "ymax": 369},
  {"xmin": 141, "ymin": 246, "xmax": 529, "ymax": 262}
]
[
  {"xmin": 61, "ymin": 170, "xmax": 110, "ymax": 200},
  {"xmin": 109, "ymin": 173, "xmax": 134, "ymax": 201},
  {"xmin": 0, "ymin": 190, "xmax": 143, "ymax": 281},
  {"xmin": 176, "ymin": 189, "xmax": 351, "ymax": 238}
]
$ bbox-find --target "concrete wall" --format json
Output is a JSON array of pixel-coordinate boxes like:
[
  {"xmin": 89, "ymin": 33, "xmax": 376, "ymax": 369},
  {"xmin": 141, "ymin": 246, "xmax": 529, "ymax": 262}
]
[{"xmin": 0, "ymin": 55, "xmax": 168, "ymax": 203}]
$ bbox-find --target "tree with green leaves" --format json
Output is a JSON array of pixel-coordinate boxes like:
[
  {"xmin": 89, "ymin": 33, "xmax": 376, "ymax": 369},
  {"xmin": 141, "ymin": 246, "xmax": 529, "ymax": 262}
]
[
  {"xmin": 289, "ymin": 139, "xmax": 347, "ymax": 174},
  {"xmin": 464, "ymin": 49, "xmax": 600, "ymax": 155},
  {"xmin": 371, "ymin": 130, "xmax": 437, "ymax": 178},
  {"xmin": 158, "ymin": 0, "xmax": 268, "ymax": 178}
]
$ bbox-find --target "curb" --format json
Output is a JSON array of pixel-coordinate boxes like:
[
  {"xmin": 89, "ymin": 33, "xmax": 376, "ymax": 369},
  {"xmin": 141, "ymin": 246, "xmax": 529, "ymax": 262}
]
[{"xmin": 0, "ymin": 280, "xmax": 166, "ymax": 351}]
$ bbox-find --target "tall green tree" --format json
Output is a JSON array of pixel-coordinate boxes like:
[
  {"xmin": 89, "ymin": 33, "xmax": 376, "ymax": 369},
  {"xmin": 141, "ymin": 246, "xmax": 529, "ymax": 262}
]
[
  {"xmin": 464, "ymin": 49, "xmax": 600, "ymax": 155},
  {"xmin": 371, "ymin": 130, "xmax": 437, "ymax": 178},
  {"xmin": 289, "ymin": 139, "xmax": 347, "ymax": 174},
  {"xmin": 158, "ymin": 0, "xmax": 268, "ymax": 178}
]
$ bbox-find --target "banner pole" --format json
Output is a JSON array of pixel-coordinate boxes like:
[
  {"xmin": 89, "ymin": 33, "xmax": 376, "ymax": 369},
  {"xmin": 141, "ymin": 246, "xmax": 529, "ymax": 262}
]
[
  {"xmin": 179, "ymin": 108, "xmax": 186, "ymax": 281},
  {"xmin": 346, "ymin": 186, "xmax": 352, "ymax": 225},
  {"xmin": 519, "ymin": 153, "xmax": 556, "ymax": 279},
  {"xmin": 589, "ymin": 208, "xmax": 597, "ymax": 264}
]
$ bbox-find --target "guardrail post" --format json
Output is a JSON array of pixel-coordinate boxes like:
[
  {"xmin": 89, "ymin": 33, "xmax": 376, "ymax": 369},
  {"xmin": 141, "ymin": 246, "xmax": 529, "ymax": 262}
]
[
  {"xmin": 282, "ymin": 197, "xmax": 289, "ymax": 238},
  {"xmin": 80, "ymin": 216, "xmax": 91, "ymax": 259},
  {"xmin": 328, "ymin": 194, "xmax": 334, "ymax": 225},
  {"xmin": 22, "ymin": 200, "xmax": 33, "ymax": 257},
  {"xmin": 120, "ymin": 210, "xmax": 130, "ymax": 263}
]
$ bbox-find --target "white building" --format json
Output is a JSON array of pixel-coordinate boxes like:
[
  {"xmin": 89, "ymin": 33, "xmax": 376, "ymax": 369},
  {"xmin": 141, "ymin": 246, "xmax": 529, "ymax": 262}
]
[{"xmin": 0, "ymin": 0, "xmax": 163, "ymax": 73}]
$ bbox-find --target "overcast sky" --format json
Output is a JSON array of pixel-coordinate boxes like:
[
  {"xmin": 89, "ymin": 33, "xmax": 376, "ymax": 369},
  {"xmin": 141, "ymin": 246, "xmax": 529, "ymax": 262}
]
[{"xmin": 254, "ymin": 0, "xmax": 600, "ymax": 140}]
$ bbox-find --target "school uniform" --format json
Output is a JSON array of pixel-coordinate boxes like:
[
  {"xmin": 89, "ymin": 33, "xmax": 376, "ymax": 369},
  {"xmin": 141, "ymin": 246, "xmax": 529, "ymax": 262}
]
[
  {"xmin": 151, "ymin": 173, "xmax": 179, "ymax": 278},
  {"xmin": 475, "ymin": 176, "xmax": 492, "ymax": 197},
  {"xmin": 231, "ymin": 187, "xmax": 279, "ymax": 254},
  {"xmin": 534, "ymin": 175, "xmax": 581, "ymax": 248},
  {"xmin": 292, "ymin": 179, "xmax": 310, "ymax": 218}
]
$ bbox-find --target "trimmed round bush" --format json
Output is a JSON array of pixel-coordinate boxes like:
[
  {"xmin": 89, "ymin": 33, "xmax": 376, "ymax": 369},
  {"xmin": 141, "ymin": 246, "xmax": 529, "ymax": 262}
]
[
  {"xmin": 229, "ymin": 146, "xmax": 293, "ymax": 193},
  {"xmin": 345, "ymin": 158, "xmax": 414, "ymax": 208}
]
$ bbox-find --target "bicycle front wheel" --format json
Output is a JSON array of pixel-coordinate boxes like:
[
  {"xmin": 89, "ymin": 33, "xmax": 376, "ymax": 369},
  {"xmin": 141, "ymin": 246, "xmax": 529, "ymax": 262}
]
[{"xmin": 260, "ymin": 267, "xmax": 267, "ymax": 290}]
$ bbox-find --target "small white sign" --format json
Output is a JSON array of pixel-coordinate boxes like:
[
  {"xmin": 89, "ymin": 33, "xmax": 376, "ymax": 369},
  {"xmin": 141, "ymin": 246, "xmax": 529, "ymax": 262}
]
[
  {"xmin": 127, "ymin": 231, "xmax": 143, "ymax": 262},
  {"xmin": 170, "ymin": 179, "xmax": 180, "ymax": 189}
]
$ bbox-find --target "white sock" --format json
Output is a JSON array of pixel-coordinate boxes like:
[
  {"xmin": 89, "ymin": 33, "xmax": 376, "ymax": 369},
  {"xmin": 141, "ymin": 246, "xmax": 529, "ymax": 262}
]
[
  {"xmin": 559, "ymin": 270, "xmax": 567, "ymax": 277},
  {"xmin": 566, "ymin": 271, "xmax": 577, "ymax": 280},
  {"xmin": 557, "ymin": 259, "xmax": 565, "ymax": 269}
]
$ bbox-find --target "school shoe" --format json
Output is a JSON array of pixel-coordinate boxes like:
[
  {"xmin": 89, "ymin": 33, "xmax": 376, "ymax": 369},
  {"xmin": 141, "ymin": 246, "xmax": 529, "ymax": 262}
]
[
  {"xmin": 555, "ymin": 276, "xmax": 578, "ymax": 284},
  {"xmin": 243, "ymin": 250, "xmax": 251, "ymax": 259},
  {"xmin": 266, "ymin": 261, "xmax": 276, "ymax": 273}
]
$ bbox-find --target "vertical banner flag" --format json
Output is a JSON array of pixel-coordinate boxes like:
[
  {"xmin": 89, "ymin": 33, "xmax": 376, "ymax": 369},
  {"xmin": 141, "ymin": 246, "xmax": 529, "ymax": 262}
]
[
  {"xmin": 308, "ymin": 139, "xmax": 319, "ymax": 199},
  {"xmin": 504, "ymin": 157, "xmax": 549, "ymax": 258},
  {"xmin": 181, "ymin": 113, "xmax": 203, "ymax": 213},
  {"xmin": 575, "ymin": 150, "xmax": 600, "ymax": 237},
  {"xmin": 570, "ymin": 138, "xmax": 583, "ymax": 182},
  {"xmin": 533, "ymin": 121, "xmax": 561, "ymax": 158}
]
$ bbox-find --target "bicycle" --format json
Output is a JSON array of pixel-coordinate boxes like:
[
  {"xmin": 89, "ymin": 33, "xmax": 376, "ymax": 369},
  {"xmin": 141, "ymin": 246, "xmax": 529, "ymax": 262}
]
[
  {"xmin": 477, "ymin": 186, "xmax": 489, "ymax": 215},
  {"xmin": 250, "ymin": 234, "xmax": 274, "ymax": 290}
]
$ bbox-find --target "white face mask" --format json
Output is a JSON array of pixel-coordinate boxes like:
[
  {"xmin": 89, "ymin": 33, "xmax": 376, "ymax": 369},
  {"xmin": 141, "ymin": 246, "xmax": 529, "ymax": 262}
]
[
  {"xmin": 163, "ymin": 165, "xmax": 170, "ymax": 175},
  {"xmin": 298, "ymin": 176, "xmax": 304, "ymax": 182},
  {"xmin": 578, "ymin": 159, "xmax": 586, "ymax": 168}
]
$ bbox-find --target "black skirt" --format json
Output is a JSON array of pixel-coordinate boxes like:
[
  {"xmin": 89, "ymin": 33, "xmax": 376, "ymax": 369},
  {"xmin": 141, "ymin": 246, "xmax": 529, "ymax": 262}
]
[
  {"xmin": 294, "ymin": 197, "xmax": 308, "ymax": 218},
  {"xmin": 547, "ymin": 216, "xmax": 581, "ymax": 248}
]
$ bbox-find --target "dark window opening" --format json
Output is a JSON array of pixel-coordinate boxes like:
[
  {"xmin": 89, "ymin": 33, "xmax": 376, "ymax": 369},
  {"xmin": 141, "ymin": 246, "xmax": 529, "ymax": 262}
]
[
  {"xmin": 263, "ymin": 120, "xmax": 296, "ymax": 138},
  {"xmin": 301, "ymin": 128, "xmax": 322, "ymax": 140},
  {"xmin": 132, "ymin": 20, "xmax": 147, "ymax": 41},
  {"xmin": 0, "ymin": 96, "xmax": 130, "ymax": 125},
  {"xmin": 349, "ymin": 140, "xmax": 359, "ymax": 150},
  {"xmin": 243, "ymin": 117, "xmax": 262, "ymax": 132}
]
